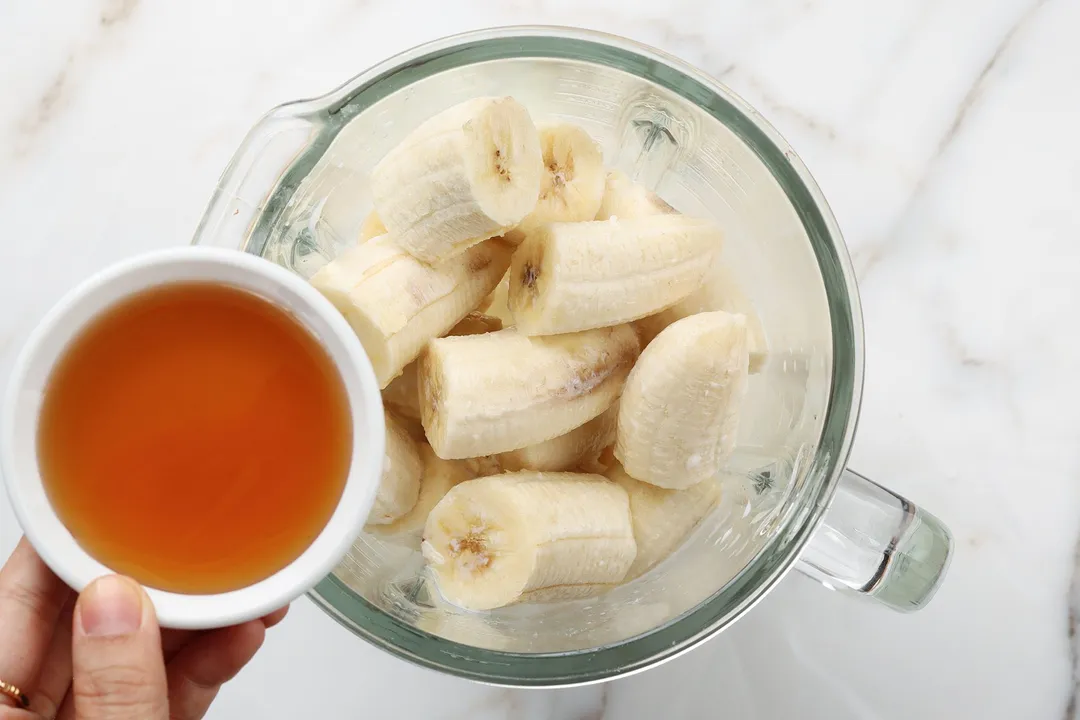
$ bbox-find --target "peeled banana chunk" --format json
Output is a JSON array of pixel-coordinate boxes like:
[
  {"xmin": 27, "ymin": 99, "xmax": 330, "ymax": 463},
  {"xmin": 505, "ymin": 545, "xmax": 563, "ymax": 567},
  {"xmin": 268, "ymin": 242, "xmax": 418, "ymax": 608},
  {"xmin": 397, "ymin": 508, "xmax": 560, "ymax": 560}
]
[
  {"xmin": 608, "ymin": 461, "xmax": 723, "ymax": 580},
  {"xmin": 382, "ymin": 312, "xmax": 504, "ymax": 421},
  {"xmin": 367, "ymin": 411, "xmax": 423, "ymax": 525},
  {"xmin": 368, "ymin": 444, "xmax": 473, "ymax": 539},
  {"xmin": 418, "ymin": 325, "xmax": 640, "ymax": 459},
  {"xmin": 594, "ymin": 170, "xmax": 675, "ymax": 220},
  {"xmin": 503, "ymin": 122, "xmax": 606, "ymax": 244},
  {"xmin": 592, "ymin": 171, "xmax": 768, "ymax": 371},
  {"xmin": 497, "ymin": 403, "xmax": 618, "ymax": 472},
  {"xmin": 370, "ymin": 97, "xmax": 544, "ymax": 264},
  {"xmin": 310, "ymin": 236, "xmax": 510, "ymax": 388},
  {"xmin": 634, "ymin": 262, "xmax": 769, "ymax": 373},
  {"xmin": 508, "ymin": 215, "xmax": 721, "ymax": 336},
  {"xmin": 616, "ymin": 311, "xmax": 750, "ymax": 490},
  {"xmin": 422, "ymin": 472, "xmax": 636, "ymax": 610}
]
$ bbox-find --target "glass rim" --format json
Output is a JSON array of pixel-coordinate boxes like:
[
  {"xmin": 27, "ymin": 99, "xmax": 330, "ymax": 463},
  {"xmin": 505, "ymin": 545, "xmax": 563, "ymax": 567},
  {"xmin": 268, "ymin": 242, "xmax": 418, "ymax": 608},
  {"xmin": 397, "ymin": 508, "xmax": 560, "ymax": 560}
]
[{"xmin": 243, "ymin": 25, "xmax": 865, "ymax": 685}]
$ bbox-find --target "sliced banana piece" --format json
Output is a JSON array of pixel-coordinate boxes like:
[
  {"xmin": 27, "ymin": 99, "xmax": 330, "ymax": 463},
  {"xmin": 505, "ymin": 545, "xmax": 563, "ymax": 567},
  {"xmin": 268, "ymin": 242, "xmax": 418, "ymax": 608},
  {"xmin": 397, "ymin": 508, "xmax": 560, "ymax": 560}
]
[
  {"xmin": 369, "ymin": 444, "xmax": 472, "ymax": 538},
  {"xmin": 635, "ymin": 263, "xmax": 768, "ymax": 372},
  {"xmin": 358, "ymin": 211, "xmax": 387, "ymax": 242},
  {"xmin": 421, "ymin": 472, "xmax": 636, "ymax": 610},
  {"xmin": 590, "ymin": 172, "xmax": 768, "ymax": 371},
  {"xmin": 508, "ymin": 215, "xmax": 720, "ymax": 335},
  {"xmin": 368, "ymin": 411, "xmax": 424, "ymax": 525},
  {"xmin": 504, "ymin": 123, "xmax": 606, "ymax": 244},
  {"xmin": 608, "ymin": 461, "xmax": 723, "ymax": 580},
  {"xmin": 381, "ymin": 364, "xmax": 422, "ymax": 422},
  {"xmin": 419, "ymin": 325, "xmax": 640, "ymax": 459},
  {"xmin": 310, "ymin": 235, "xmax": 510, "ymax": 387},
  {"xmin": 382, "ymin": 312, "xmax": 504, "ymax": 421},
  {"xmin": 615, "ymin": 311, "xmax": 749, "ymax": 489},
  {"xmin": 497, "ymin": 404, "xmax": 617, "ymax": 472},
  {"xmin": 594, "ymin": 170, "xmax": 675, "ymax": 220},
  {"xmin": 370, "ymin": 97, "xmax": 543, "ymax": 263},
  {"xmin": 481, "ymin": 272, "xmax": 513, "ymax": 325}
]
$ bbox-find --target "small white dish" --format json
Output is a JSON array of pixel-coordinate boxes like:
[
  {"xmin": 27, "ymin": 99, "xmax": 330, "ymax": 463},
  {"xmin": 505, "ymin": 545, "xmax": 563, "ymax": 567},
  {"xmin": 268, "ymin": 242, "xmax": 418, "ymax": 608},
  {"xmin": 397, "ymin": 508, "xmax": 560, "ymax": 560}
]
[{"xmin": 1, "ymin": 246, "xmax": 384, "ymax": 629}]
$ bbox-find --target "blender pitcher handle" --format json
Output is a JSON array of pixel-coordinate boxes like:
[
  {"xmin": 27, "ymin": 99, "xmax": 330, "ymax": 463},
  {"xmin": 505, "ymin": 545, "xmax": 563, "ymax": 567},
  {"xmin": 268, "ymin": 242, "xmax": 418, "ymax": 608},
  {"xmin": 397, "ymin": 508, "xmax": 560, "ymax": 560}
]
[{"xmin": 795, "ymin": 469, "xmax": 953, "ymax": 612}]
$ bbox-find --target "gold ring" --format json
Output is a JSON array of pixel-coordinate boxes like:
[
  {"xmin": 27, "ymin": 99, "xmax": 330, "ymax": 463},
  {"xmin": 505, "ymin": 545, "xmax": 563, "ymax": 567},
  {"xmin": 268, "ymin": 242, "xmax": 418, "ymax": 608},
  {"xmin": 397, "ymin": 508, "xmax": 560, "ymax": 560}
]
[{"xmin": 0, "ymin": 679, "xmax": 29, "ymax": 708}]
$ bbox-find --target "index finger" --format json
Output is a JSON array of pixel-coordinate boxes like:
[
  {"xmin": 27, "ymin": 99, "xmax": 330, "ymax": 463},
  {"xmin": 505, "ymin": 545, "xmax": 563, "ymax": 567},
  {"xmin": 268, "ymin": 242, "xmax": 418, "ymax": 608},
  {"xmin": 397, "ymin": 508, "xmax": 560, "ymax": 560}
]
[{"xmin": 0, "ymin": 537, "xmax": 73, "ymax": 700}]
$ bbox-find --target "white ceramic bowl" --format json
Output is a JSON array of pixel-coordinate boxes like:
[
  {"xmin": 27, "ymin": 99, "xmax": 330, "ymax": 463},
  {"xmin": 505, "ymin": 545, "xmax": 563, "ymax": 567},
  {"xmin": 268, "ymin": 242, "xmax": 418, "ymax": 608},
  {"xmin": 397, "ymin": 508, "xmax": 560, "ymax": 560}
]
[{"xmin": 0, "ymin": 246, "xmax": 385, "ymax": 629}]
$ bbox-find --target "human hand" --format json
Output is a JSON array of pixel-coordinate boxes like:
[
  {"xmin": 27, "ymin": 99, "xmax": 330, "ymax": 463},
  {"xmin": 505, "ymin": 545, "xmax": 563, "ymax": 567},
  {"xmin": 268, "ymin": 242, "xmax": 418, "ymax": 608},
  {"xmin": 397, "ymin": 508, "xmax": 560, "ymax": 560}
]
[{"xmin": 0, "ymin": 537, "xmax": 287, "ymax": 719}]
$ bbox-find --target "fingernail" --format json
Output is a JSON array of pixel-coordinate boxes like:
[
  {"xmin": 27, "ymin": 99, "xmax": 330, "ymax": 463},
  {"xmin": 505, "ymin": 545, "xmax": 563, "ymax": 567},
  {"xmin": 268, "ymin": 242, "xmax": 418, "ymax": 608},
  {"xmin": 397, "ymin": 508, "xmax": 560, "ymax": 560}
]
[{"xmin": 78, "ymin": 575, "xmax": 144, "ymax": 637}]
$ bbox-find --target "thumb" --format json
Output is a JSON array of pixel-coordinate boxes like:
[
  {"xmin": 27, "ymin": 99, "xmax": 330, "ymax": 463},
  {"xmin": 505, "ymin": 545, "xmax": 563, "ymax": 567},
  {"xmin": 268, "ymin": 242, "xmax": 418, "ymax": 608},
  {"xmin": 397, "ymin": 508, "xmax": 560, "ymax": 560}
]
[{"xmin": 71, "ymin": 575, "xmax": 168, "ymax": 720}]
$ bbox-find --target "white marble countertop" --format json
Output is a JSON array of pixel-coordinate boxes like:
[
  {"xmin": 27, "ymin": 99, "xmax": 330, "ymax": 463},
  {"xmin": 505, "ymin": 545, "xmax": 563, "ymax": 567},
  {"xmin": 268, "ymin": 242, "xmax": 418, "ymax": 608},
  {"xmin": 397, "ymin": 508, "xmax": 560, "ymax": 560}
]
[{"xmin": 2, "ymin": 0, "xmax": 1078, "ymax": 717}]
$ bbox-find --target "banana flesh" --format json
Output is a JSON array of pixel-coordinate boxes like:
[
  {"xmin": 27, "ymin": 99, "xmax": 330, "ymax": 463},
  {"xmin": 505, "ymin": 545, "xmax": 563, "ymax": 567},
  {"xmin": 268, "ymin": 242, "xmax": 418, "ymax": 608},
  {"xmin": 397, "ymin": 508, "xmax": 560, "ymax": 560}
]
[
  {"xmin": 367, "ymin": 411, "xmax": 424, "ymax": 525},
  {"xmin": 594, "ymin": 170, "xmax": 675, "ymax": 220},
  {"xmin": 418, "ymin": 325, "xmax": 640, "ymax": 459},
  {"xmin": 591, "ymin": 172, "xmax": 768, "ymax": 371},
  {"xmin": 508, "ymin": 215, "xmax": 721, "ymax": 335},
  {"xmin": 421, "ymin": 472, "xmax": 636, "ymax": 610},
  {"xmin": 481, "ymin": 273, "xmax": 513, "ymax": 325},
  {"xmin": 358, "ymin": 211, "xmax": 387, "ymax": 242},
  {"xmin": 615, "ymin": 311, "xmax": 749, "ymax": 489},
  {"xmin": 368, "ymin": 444, "xmax": 473, "ymax": 538},
  {"xmin": 497, "ymin": 404, "xmax": 617, "ymax": 472},
  {"xmin": 381, "ymin": 364, "xmax": 422, "ymax": 422},
  {"xmin": 504, "ymin": 122, "xmax": 606, "ymax": 244},
  {"xmin": 370, "ymin": 97, "xmax": 543, "ymax": 263},
  {"xmin": 608, "ymin": 461, "xmax": 723, "ymax": 580},
  {"xmin": 310, "ymin": 235, "xmax": 510, "ymax": 387},
  {"xmin": 382, "ymin": 312, "xmax": 503, "ymax": 421},
  {"xmin": 635, "ymin": 263, "xmax": 768, "ymax": 373}
]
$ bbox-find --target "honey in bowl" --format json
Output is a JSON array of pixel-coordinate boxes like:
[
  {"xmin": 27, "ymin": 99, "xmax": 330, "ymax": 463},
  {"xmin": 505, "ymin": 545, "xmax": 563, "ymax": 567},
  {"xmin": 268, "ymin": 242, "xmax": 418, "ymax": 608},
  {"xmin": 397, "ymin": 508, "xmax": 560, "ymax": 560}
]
[{"xmin": 36, "ymin": 282, "xmax": 352, "ymax": 594}]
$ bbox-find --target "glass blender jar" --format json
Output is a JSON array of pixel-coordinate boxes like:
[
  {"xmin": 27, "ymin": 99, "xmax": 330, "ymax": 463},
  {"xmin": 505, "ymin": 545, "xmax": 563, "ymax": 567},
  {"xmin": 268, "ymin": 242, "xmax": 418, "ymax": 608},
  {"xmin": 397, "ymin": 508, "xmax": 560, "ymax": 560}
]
[{"xmin": 193, "ymin": 26, "xmax": 952, "ymax": 686}]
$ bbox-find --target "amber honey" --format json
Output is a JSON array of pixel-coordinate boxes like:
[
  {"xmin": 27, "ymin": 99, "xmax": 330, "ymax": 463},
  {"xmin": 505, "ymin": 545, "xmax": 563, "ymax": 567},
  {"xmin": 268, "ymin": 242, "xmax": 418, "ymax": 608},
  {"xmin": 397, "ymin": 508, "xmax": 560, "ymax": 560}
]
[{"xmin": 37, "ymin": 282, "xmax": 352, "ymax": 594}]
